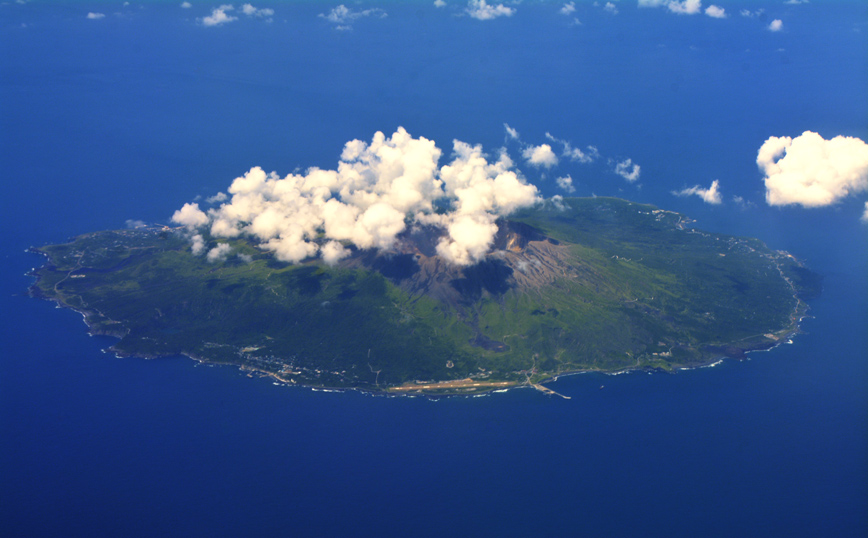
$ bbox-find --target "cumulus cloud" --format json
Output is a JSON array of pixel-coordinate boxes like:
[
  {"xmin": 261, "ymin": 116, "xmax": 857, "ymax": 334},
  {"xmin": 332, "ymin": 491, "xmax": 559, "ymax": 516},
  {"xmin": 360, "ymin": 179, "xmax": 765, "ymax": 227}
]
[
  {"xmin": 320, "ymin": 4, "xmax": 386, "ymax": 29},
  {"xmin": 206, "ymin": 243, "xmax": 233, "ymax": 263},
  {"xmin": 206, "ymin": 192, "xmax": 229, "ymax": 204},
  {"xmin": 172, "ymin": 203, "xmax": 210, "ymax": 229},
  {"xmin": 556, "ymin": 175, "xmax": 576, "ymax": 193},
  {"xmin": 757, "ymin": 131, "xmax": 868, "ymax": 208},
  {"xmin": 434, "ymin": 0, "xmax": 447, "ymax": 7},
  {"xmin": 86, "ymin": 12, "xmax": 105, "ymax": 19},
  {"xmin": 862, "ymin": 202, "xmax": 868, "ymax": 223},
  {"xmin": 174, "ymin": 128, "xmax": 539, "ymax": 266},
  {"xmin": 181, "ymin": 2, "xmax": 192, "ymax": 8},
  {"xmin": 201, "ymin": 5, "xmax": 237, "ymax": 26},
  {"xmin": 126, "ymin": 219, "xmax": 147, "ymax": 229},
  {"xmin": 603, "ymin": 2, "xmax": 619, "ymax": 15},
  {"xmin": 522, "ymin": 144, "xmax": 558, "ymax": 168},
  {"xmin": 560, "ymin": 2, "xmax": 576, "ymax": 15},
  {"xmin": 705, "ymin": 5, "xmax": 726, "ymax": 18},
  {"xmin": 504, "ymin": 123, "xmax": 520, "ymax": 140},
  {"xmin": 614, "ymin": 158, "xmax": 641, "ymax": 182},
  {"xmin": 673, "ymin": 179, "xmax": 722, "ymax": 204},
  {"xmin": 466, "ymin": 0, "xmax": 515, "ymax": 20},
  {"xmin": 769, "ymin": 19, "xmax": 783, "ymax": 31},
  {"xmin": 784, "ymin": 0, "xmax": 808, "ymax": 5}
]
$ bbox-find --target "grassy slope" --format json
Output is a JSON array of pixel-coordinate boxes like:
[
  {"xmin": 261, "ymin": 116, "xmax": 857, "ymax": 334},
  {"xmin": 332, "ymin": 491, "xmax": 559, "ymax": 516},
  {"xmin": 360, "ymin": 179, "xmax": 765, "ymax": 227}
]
[{"xmin": 32, "ymin": 198, "xmax": 817, "ymax": 389}]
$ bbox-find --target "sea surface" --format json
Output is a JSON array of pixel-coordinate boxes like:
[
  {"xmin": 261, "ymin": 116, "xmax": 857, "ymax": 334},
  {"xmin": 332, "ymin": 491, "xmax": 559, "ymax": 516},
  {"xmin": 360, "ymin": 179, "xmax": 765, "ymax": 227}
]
[{"xmin": 1, "ymin": 2, "xmax": 866, "ymax": 536}]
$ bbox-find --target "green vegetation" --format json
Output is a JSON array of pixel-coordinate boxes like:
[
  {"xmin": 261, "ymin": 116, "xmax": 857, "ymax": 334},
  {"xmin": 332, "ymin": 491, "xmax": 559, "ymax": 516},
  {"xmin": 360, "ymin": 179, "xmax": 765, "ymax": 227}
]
[{"xmin": 30, "ymin": 198, "xmax": 819, "ymax": 393}]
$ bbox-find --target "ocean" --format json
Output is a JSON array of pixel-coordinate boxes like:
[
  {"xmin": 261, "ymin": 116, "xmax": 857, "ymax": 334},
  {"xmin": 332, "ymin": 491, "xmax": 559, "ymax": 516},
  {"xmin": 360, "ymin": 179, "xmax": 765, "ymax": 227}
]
[{"xmin": 1, "ymin": 2, "xmax": 866, "ymax": 536}]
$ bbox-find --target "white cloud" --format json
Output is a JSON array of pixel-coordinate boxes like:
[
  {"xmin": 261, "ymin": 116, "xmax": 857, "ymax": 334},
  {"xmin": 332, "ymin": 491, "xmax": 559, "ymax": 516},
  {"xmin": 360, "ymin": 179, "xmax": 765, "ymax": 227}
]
[
  {"xmin": 190, "ymin": 234, "xmax": 206, "ymax": 256},
  {"xmin": 201, "ymin": 5, "xmax": 237, "ymax": 27},
  {"xmin": 604, "ymin": 2, "xmax": 619, "ymax": 15},
  {"xmin": 86, "ymin": 12, "xmax": 105, "ymax": 20},
  {"xmin": 126, "ymin": 219, "xmax": 147, "ymax": 229},
  {"xmin": 206, "ymin": 243, "xmax": 233, "ymax": 263},
  {"xmin": 862, "ymin": 202, "xmax": 868, "ymax": 223},
  {"xmin": 241, "ymin": 4, "xmax": 274, "ymax": 18},
  {"xmin": 560, "ymin": 2, "xmax": 576, "ymax": 15},
  {"xmin": 639, "ymin": 0, "xmax": 701, "ymax": 15},
  {"xmin": 757, "ymin": 131, "xmax": 868, "ymax": 208},
  {"xmin": 673, "ymin": 180, "xmax": 722, "ymax": 204},
  {"xmin": 522, "ymin": 144, "xmax": 558, "ymax": 168},
  {"xmin": 784, "ymin": 0, "xmax": 808, "ymax": 5},
  {"xmin": 740, "ymin": 8, "xmax": 764, "ymax": 18},
  {"xmin": 545, "ymin": 133, "xmax": 597, "ymax": 164},
  {"xmin": 556, "ymin": 175, "xmax": 576, "ymax": 193},
  {"xmin": 320, "ymin": 4, "xmax": 386, "ymax": 28},
  {"xmin": 504, "ymin": 123, "xmax": 520, "ymax": 140},
  {"xmin": 434, "ymin": 0, "xmax": 447, "ymax": 7},
  {"xmin": 769, "ymin": 19, "xmax": 783, "ymax": 32},
  {"xmin": 206, "ymin": 192, "xmax": 229, "ymax": 204},
  {"xmin": 614, "ymin": 158, "xmax": 641, "ymax": 182},
  {"xmin": 172, "ymin": 203, "xmax": 210, "ymax": 229},
  {"xmin": 181, "ymin": 2, "xmax": 192, "ymax": 8},
  {"xmin": 465, "ymin": 0, "xmax": 515, "ymax": 21},
  {"xmin": 668, "ymin": 0, "xmax": 702, "ymax": 15},
  {"xmin": 705, "ymin": 5, "xmax": 726, "ymax": 18},
  {"xmin": 175, "ymin": 128, "xmax": 539, "ymax": 266}
]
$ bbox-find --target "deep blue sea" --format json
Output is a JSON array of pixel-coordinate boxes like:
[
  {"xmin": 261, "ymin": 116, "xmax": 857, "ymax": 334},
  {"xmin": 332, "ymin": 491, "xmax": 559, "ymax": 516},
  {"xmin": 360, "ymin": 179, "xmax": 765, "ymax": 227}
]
[{"xmin": 2, "ymin": 2, "xmax": 866, "ymax": 536}]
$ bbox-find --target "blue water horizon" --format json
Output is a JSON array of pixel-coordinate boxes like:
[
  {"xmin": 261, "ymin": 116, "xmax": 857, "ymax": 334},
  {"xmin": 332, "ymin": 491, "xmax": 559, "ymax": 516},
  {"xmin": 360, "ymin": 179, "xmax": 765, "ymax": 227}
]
[{"xmin": 2, "ymin": 2, "xmax": 866, "ymax": 536}]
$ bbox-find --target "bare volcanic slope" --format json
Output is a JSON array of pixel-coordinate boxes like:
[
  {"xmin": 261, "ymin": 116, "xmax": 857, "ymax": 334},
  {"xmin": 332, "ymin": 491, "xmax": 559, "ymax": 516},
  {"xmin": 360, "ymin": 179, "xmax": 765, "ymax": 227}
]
[{"xmin": 30, "ymin": 197, "xmax": 820, "ymax": 394}]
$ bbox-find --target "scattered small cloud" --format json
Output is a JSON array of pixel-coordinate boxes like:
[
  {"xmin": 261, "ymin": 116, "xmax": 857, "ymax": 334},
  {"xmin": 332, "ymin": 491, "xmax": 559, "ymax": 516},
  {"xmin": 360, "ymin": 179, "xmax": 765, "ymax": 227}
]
[
  {"xmin": 862, "ymin": 201, "xmax": 868, "ymax": 223},
  {"xmin": 757, "ymin": 131, "xmax": 868, "ymax": 208},
  {"xmin": 732, "ymin": 195, "xmax": 754, "ymax": 210},
  {"xmin": 603, "ymin": 2, "xmax": 619, "ymax": 15},
  {"xmin": 320, "ymin": 4, "xmax": 386, "ymax": 29},
  {"xmin": 548, "ymin": 194, "xmax": 568, "ymax": 211},
  {"xmin": 545, "ymin": 133, "xmax": 597, "ymax": 164},
  {"xmin": 206, "ymin": 243, "xmax": 233, "ymax": 263},
  {"xmin": 614, "ymin": 158, "xmax": 641, "ymax": 182},
  {"xmin": 673, "ymin": 180, "xmax": 722, "ymax": 204},
  {"xmin": 238, "ymin": 253, "xmax": 254, "ymax": 264},
  {"xmin": 201, "ymin": 5, "xmax": 237, "ymax": 27},
  {"xmin": 180, "ymin": 2, "xmax": 192, "ymax": 8},
  {"xmin": 125, "ymin": 219, "xmax": 147, "ymax": 229},
  {"xmin": 784, "ymin": 0, "xmax": 808, "ymax": 5},
  {"xmin": 769, "ymin": 19, "xmax": 783, "ymax": 31},
  {"xmin": 556, "ymin": 175, "xmax": 576, "ymax": 193},
  {"xmin": 639, "ymin": 0, "xmax": 701, "ymax": 15},
  {"xmin": 522, "ymin": 144, "xmax": 558, "ymax": 168},
  {"xmin": 465, "ymin": 0, "xmax": 515, "ymax": 21},
  {"xmin": 86, "ymin": 12, "xmax": 105, "ymax": 20},
  {"xmin": 504, "ymin": 123, "xmax": 520, "ymax": 140},
  {"xmin": 740, "ymin": 8, "xmax": 764, "ymax": 18},
  {"xmin": 560, "ymin": 2, "xmax": 576, "ymax": 15},
  {"xmin": 206, "ymin": 192, "xmax": 229, "ymax": 204},
  {"xmin": 434, "ymin": 0, "xmax": 447, "ymax": 7},
  {"xmin": 705, "ymin": 5, "xmax": 726, "ymax": 19},
  {"xmin": 241, "ymin": 4, "xmax": 274, "ymax": 18},
  {"xmin": 191, "ymin": 234, "xmax": 206, "ymax": 256}
]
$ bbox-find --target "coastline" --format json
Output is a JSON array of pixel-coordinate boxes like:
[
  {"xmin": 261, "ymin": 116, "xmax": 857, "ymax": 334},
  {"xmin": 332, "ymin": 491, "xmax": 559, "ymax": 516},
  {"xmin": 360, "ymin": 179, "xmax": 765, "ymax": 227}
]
[{"xmin": 25, "ymin": 238, "xmax": 813, "ymax": 398}]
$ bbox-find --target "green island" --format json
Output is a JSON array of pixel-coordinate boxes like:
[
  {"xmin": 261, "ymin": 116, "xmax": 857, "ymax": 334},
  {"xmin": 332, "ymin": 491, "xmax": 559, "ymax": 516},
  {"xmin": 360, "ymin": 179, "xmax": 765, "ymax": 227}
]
[{"xmin": 30, "ymin": 197, "xmax": 820, "ymax": 396}]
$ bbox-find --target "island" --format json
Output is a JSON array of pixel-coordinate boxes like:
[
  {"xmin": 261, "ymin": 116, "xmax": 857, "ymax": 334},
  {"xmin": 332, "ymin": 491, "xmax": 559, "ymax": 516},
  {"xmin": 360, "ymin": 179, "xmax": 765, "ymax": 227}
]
[{"xmin": 29, "ymin": 197, "xmax": 821, "ymax": 396}]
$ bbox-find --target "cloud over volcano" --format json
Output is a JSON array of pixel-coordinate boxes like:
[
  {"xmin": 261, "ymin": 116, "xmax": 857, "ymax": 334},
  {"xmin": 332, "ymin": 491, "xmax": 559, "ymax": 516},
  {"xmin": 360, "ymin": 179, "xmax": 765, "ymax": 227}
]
[{"xmin": 173, "ymin": 128, "xmax": 540, "ymax": 266}]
